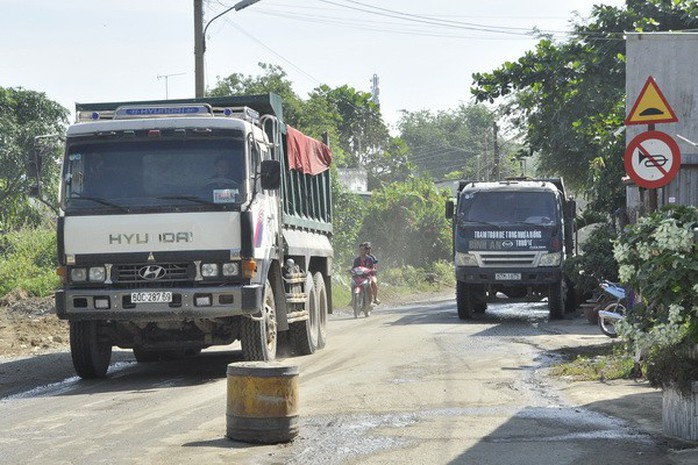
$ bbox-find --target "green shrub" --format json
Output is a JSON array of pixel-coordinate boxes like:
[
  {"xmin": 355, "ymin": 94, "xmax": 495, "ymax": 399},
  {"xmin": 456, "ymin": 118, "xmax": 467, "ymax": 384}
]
[
  {"xmin": 331, "ymin": 261, "xmax": 454, "ymax": 311},
  {"xmin": 565, "ymin": 223, "xmax": 619, "ymax": 300},
  {"xmin": 614, "ymin": 205, "xmax": 698, "ymax": 391},
  {"xmin": 0, "ymin": 226, "xmax": 59, "ymax": 298}
]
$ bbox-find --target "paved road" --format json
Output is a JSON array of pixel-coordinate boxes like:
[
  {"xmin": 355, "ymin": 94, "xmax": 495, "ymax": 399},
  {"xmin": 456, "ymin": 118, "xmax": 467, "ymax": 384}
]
[{"xmin": 0, "ymin": 297, "xmax": 684, "ymax": 464}]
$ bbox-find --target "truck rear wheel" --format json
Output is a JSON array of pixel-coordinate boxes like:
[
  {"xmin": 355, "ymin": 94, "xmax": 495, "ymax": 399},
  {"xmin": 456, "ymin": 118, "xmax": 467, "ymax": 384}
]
[
  {"xmin": 548, "ymin": 279, "xmax": 566, "ymax": 320},
  {"xmin": 70, "ymin": 321, "xmax": 112, "ymax": 379},
  {"xmin": 290, "ymin": 273, "xmax": 319, "ymax": 355},
  {"xmin": 314, "ymin": 272, "xmax": 328, "ymax": 349},
  {"xmin": 241, "ymin": 279, "xmax": 278, "ymax": 361},
  {"xmin": 456, "ymin": 281, "xmax": 473, "ymax": 320}
]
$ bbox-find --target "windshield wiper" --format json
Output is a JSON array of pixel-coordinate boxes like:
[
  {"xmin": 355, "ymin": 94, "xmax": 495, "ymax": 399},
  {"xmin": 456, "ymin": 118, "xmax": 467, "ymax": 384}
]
[
  {"xmin": 506, "ymin": 221, "xmax": 553, "ymax": 227},
  {"xmin": 69, "ymin": 194, "xmax": 129, "ymax": 213},
  {"xmin": 156, "ymin": 195, "xmax": 219, "ymax": 207},
  {"xmin": 458, "ymin": 220, "xmax": 500, "ymax": 228}
]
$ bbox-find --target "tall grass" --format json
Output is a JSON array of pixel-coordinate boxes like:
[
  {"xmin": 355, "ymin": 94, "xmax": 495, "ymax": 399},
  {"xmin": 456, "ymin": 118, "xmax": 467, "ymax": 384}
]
[
  {"xmin": 331, "ymin": 260, "xmax": 455, "ymax": 310},
  {"xmin": 0, "ymin": 226, "xmax": 59, "ymax": 298}
]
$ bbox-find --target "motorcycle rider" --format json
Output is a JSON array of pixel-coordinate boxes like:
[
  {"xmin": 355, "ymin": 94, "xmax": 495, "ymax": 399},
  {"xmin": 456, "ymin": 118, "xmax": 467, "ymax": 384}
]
[{"xmin": 353, "ymin": 242, "xmax": 380, "ymax": 305}]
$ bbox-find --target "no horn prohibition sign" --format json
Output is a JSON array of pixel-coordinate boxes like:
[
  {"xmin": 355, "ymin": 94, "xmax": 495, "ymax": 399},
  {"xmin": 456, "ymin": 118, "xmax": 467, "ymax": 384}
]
[{"xmin": 624, "ymin": 130, "xmax": 681, "ymax": 189}]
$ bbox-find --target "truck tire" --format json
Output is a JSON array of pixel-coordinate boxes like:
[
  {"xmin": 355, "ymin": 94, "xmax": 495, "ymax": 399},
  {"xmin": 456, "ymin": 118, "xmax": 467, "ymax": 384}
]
[
  {"xmin": 290, "ymin": 274, "xmax": 319, "ymax": 355},
  {"xmin": 70, "ymin": 321, "xmax": 112, "ymax": 379},
  {"xmin": 564, "ymin": 278, "xmax": 577, "ymax": 314},
  {"xmin": 314, "ymin": 272, "xmax": 328, "ymax": 349},
  {"xmin": 548, "ymin": 280, "xmax": 566, "ymax": 320},
  {"xmin": 456, "ymin": 281, "xmax": 473, "ymax": 320},
  {"xmin": 241, "ymin": 279, "xmax": 278, "ymax": 361}
]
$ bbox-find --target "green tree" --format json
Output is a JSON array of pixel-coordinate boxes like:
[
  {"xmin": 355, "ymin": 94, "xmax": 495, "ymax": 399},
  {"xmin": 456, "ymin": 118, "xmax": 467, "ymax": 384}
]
[
  {"xmin": 208, "ymin": 62, "xmax": 304, "ymax": 126},
  {"xmin": 471, "ymin": 0, "xmax": 698, "ymax": 214},
  {"xmin": 0, "ymin": 87, "xmax": 67, "ymax": 230},
  {"xmin": 311, "ymin": 85, "xmax": 409, "ymax": 185},
  {"xmin": 398, "ymin": 104, "xmax": 519, "ymax": 182},
  {"xmin": 358, "ymin": 177, "xmax": 451, "ymax": 268}
]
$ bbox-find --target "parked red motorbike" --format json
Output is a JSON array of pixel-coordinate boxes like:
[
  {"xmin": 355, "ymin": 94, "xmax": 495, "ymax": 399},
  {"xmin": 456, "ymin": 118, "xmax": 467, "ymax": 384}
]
[{"xmin": 350, "ymin": 266, "xmax": 372, "ymax": 318}]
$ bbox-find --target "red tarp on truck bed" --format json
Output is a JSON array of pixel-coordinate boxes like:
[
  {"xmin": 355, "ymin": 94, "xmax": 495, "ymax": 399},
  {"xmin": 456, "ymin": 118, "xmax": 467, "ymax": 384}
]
[{"xmin": 286, "ymin": 125, "xmax": 332, "ymax": 175}]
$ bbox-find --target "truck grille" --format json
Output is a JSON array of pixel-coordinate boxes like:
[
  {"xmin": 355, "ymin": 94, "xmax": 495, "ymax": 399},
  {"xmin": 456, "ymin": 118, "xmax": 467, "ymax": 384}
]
[
  {"xmin": 477, "ymin": 252, "xmax": 538, "ymax": 267},
  {"xmin": 112, "ymin": 263, "xmax": 193, "ymax": 284}
]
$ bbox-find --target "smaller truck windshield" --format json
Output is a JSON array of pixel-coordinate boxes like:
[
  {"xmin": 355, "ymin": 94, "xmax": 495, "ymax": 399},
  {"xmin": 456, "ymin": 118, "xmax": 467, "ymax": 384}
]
[
  {"xmin": 63, "ymin": 138, "xmax": 244, "ymax": 211},
  {"xmin": 459, "ymin": 191, "xmax": 558, "ymax": 225}
]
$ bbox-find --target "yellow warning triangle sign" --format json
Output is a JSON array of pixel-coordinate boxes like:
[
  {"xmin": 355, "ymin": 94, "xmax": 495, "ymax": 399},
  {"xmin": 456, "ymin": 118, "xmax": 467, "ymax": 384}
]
[{"xmin": 625, "ymin": 76, "xmax": 678, "ymax": 125}]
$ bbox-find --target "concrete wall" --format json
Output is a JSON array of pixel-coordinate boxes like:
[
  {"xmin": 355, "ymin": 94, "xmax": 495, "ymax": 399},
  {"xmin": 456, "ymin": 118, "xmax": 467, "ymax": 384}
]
[{"xmin": 626, "ymin": 33, "xmax": 698, "ymax": 214}]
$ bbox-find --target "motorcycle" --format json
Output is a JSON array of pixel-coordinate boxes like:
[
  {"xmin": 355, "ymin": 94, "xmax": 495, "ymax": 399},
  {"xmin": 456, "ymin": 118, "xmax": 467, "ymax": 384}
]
[
  {"xmin": 597, "ymin": 281, "xmax": 627, "ymax": 338},
  {"xmin": 350, "ymin": 266, "xmax": 373, "ymax": 318}
]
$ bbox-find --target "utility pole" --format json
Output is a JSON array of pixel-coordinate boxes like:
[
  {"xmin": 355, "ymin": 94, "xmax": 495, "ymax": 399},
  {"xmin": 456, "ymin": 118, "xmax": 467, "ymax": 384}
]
[
  {"xmin": 194, "ymin": 0, "xmax": 261, "ymax": 98},
  {"xmin": 493, "ymin": 122, "xmax": 500, "ymax": 181},
  {"xmin": 194, "ymin": 0, "xmax": 204, "ymax": 98}
]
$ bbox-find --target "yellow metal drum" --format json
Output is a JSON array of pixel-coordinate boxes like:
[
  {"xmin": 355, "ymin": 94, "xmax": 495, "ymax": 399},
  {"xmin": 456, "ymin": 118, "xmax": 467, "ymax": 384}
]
[{"xmin": 226, "ymin": 362, "xmax": 299, "ymax": 443}]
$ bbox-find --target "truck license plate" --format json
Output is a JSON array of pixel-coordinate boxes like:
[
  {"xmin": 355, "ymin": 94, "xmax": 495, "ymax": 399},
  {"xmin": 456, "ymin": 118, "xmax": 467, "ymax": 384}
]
[
  {"xmin": 130, "ymin": 292, "xmax": 173, "ymax": 303},
  {"xmin": 495, "ymin": 273, "xmax": 521, "ymax": 281}
]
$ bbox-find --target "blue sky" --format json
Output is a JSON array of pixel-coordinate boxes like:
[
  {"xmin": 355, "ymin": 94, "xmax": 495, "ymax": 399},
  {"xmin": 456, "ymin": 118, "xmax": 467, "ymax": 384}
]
[{"xmin": 1, "ymin": 0, "xmax": 625, "ymax": 127}]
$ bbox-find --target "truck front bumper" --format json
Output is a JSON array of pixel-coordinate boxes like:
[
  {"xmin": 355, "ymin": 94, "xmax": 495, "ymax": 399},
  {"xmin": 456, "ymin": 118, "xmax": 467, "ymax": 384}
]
[
  {"xmin": 55, "ymin": 284, "xmax": 263, "ymax": 321},
  {"xmin": 456, "ymin": 266, "xmax": 562, "ymax": 285}
]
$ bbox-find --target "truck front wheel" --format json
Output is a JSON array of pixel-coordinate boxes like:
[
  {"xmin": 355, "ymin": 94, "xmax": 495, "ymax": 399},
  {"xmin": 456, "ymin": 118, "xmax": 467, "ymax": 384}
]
[
  {"xmin": 241, "ymin": 279, "xmax": 278, "ymax": 361},
  {"xmin": 456, "ymin": 281, "xmax": 473, "ymax": 320},
  {"xmin": 548, "ymin": 279, "xmax": 567, "ymax": 320},
  {"xmin": 70, "ymin": 321, "xmax": 112, "ymax": 379}
]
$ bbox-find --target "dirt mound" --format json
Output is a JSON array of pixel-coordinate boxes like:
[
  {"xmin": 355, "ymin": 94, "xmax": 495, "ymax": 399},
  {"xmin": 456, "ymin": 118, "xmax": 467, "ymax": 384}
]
[{"xmin": 0, "ymin": 295, "xmax": 69, "ymax": 358}]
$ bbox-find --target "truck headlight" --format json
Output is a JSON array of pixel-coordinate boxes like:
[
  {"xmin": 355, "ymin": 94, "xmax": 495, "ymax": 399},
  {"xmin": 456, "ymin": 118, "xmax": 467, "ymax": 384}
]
[
  {"xmin": 539, "ymin": 252, "xmax": 562, "ymax": 267},
  {"xmin": 70, "ymin": 268, "xmax": 87, "ymax": 282},
  {"xmin": 222, "ymin": 262, "xmax": 240, "ymax": 277},
  {"xmin": 455, "ymin": 252, "xmax": 478, "ymax": 267},
  {"xmin": 89, "ymin": 267, "xmax": 106, "ymax": 282},
  {"xmin": 201, "ymin": 263, "xmax": 219, "ymax": 277}
]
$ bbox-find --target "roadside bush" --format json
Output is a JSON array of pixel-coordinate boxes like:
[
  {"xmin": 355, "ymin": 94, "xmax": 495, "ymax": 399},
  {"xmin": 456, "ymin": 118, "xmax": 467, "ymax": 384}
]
[
  {"xmin": 614, "ymin": 205, "xmax": 698, "ymax": 392},
  {"xmin": 565, "ymin": 223, "xmax": 619, "ymax": 301},
  {"xmin": 358, "ymin": 177, "xmax": 451, "ymax": 269},
  {"xmin": 0, "ymin": 226, "xmax": 59, "ymax": 298},
  {"xmin": 381, "ymin": 260, "xmax": 455, "ymax": 290}
]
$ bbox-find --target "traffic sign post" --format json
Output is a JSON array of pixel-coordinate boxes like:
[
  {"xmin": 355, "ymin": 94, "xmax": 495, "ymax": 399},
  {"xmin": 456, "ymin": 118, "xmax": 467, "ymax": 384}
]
[
  {"xmin": 625, "ymin": 76, "xmax": 681, "ymax": 212},
  {"xmin": 625, "ymin": 76, "xmax": 678, "ymax": 126},
  {"xmin": 624, "ymin": 131, "xmax": 681, "ymax": 189}
]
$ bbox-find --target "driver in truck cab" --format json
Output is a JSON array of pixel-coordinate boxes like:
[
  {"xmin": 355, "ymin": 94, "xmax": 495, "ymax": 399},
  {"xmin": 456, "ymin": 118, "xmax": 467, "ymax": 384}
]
[{"xmin": 210, "ymin": 156, "xmax": 239, "ymax": 187}]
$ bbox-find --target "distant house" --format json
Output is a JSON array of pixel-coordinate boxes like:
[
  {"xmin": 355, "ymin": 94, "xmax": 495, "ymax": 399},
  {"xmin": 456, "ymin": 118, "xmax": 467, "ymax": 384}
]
[{"xmin": 337, "ymin": 168, "xmax": 371, "ymax": 199}]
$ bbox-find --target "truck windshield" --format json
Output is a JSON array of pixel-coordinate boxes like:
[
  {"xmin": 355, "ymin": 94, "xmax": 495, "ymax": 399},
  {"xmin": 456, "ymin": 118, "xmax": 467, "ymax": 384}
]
[
  {"xmin": 62, "ymin": 137, "xmax": 244, "ymax": 211},
  {"xmin": 459, "ymin": 191, "xmax": 558, "ymax": 225}
]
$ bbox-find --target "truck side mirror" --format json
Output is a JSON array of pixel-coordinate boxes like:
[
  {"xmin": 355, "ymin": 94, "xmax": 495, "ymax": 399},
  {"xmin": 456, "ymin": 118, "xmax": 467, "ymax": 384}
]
[
  {"xmin": 445, "ymin": 200, "xmax": 454, "ymax": 219},
  {"xmin": 27, "ymin": 142, "xmax": 44, "ymax": 198},
  {"xmin": 260, "ymin": 160, "xmax": 281, "ymax": 190}
]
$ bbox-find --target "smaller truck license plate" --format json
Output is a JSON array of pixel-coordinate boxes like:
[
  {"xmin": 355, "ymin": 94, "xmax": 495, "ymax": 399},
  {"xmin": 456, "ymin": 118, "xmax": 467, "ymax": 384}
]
[
  {"xmin": 130, "ymin": 292, "xmax": 173, "ymax": 303},
  {"xmin": 495, "ymin": 273, "xmax": 521, "ymax": 281}
]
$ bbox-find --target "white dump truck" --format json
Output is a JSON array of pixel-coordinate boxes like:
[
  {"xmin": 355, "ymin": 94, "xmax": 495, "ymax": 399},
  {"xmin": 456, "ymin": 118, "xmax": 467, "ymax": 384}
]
[{"xmin": 50, "ymin": 93, "xmax": 333, "ymax": 378}]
